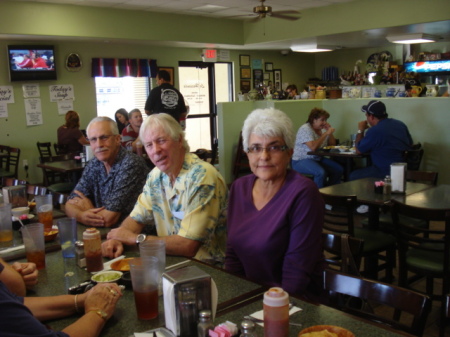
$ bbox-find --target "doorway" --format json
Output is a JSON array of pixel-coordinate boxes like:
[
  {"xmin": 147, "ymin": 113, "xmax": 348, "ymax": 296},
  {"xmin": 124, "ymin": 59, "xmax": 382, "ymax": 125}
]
[{"xmin": 178, "ymin": 61, "xmax": 233, "ymax": 152}]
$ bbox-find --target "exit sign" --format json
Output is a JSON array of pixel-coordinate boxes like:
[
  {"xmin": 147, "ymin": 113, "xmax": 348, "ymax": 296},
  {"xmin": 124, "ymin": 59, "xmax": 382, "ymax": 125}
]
[{"xmin": 202, "ymin": 49, "xmax": 217, "ymax": 62}]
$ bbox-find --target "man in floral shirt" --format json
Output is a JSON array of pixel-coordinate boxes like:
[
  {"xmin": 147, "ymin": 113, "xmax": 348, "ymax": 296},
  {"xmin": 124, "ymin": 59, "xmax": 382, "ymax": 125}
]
[{"xmin": 102, "ymin": 114, "xmax": 227, "ymax": 265}]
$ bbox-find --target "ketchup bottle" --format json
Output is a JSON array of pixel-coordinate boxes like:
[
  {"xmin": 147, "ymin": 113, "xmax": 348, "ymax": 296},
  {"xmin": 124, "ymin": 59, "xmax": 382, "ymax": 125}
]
[
  {"xmin": 263, "ymin": 287, "xmax": 289, "ymax": 337},
  {"xmin": 83, "ymin": 228, "xmax": 103, "ymax": 272}
]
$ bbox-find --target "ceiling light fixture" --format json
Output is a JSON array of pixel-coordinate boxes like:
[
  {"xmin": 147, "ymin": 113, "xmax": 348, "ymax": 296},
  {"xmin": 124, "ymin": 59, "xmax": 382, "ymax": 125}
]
[
  {"xmin": 291, "ymin": 44, "xmax": 335, "ymax": 53},
  {"xmin": 386, "ymin": 33, "xmax": 439, "ymax": 44}
]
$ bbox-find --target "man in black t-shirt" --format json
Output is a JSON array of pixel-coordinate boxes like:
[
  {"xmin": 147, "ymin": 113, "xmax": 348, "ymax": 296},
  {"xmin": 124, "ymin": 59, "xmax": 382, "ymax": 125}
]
[{"xmin": 144, "ymin": 70, "xmax": 187, "ymax": 123}]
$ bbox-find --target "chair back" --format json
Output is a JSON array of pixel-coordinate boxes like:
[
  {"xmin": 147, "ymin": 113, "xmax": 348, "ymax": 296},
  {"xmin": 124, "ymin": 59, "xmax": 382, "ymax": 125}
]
[
  {"xmin": 0, "ymin": 145, "xmax": 10, "ymax": 170},
  {"xmin": 54, "ymin": 143, "xmax": 69, "ymax": 155},
  {"xmin": 26, "ymin": 184, "xmax": 47, "ymax": 200},
  {"xmin": 36, "ymin": 142, "xmax": 52, "ymax": 158},
  {"xmin": 322, "ymin": 233, "xmax": 364, "ymax": 274},
  {"xmin": 405, "ymin": 143, "xmax": 424, "ymax": 171},
  {"xmin": 2, "ymin": 147, "xmax": 20, "ymax": 178},
  {"xmin": 323, "ymin": 269, "xmax": 432, "ymax": 336},
  {"xmin": 321, "ymin": 193, "xmax": 357, "ymax": 236},
  {"xmin": 406, "ymin": 170, "xmax": 438, "ymax": 185},
  {"xmin": 39, "ymin": 155, "xmax": 72, "ymax": 186}
]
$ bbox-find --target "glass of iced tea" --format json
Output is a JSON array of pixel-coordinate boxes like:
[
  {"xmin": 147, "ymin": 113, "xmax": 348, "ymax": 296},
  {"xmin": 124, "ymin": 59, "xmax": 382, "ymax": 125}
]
[
  {"xmin": 129, "ymin": 257, "xmax": 160, "ymax": 320},
  {"xmin": 35, "ymin": 195, "xmax": 53, "ymax": 232},
  {"xmin": 0, "ymin": 203, "xmax": 13, "ymax": 243},
  {"xmin": 21, "ymin": 223, "xmax": 46, "ymax": 270}
]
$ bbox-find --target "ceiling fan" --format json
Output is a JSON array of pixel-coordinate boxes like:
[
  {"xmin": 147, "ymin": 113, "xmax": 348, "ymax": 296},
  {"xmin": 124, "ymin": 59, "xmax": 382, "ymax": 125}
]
[{"xmin": 249, "ymin": 0, "xmax": 301, "ymax": 21}]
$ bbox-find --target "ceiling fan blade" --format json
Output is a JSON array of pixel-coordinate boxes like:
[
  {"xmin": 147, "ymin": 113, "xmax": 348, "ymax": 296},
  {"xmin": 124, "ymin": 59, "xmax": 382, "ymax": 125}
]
[
  {"xmin": 269, "ymin": 12, "xmax": 301, "ymax": 21},
  {"xmin": 271, "ymin": 10, "xmax": 300, "ymax": 15}
]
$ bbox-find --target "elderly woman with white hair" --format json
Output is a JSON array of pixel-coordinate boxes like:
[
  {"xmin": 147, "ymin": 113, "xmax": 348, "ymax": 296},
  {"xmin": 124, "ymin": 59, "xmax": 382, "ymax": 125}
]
[{"xmin": 225, "ymin": 108, "xmax": 325, "ymax": 300}]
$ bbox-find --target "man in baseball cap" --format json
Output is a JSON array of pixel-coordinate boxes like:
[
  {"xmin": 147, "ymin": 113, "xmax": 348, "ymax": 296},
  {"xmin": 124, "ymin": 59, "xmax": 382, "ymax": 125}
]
[{"xmin": 350, "ymin": 100, "xmax": 413, "ymax": 181}]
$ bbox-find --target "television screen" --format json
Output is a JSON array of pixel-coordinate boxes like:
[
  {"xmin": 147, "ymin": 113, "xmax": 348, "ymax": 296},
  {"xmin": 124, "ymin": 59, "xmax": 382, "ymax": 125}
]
[{"xmin": 7, "ymin": 45, "xmax": 57, "ymax": 82}]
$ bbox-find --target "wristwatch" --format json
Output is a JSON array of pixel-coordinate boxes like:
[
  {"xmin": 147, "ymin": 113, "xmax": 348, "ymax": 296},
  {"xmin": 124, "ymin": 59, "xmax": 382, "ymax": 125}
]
[
  {"xmin": 136, "ymin": 233, "xmax": 147, "ymax": 246},
  {"xmin": 357, "ymin": 129, "xmax": 363, "ymax": 134},
  {"xmin": 89, "ymin": 309, "xmax": 107, "ymax": 321}
]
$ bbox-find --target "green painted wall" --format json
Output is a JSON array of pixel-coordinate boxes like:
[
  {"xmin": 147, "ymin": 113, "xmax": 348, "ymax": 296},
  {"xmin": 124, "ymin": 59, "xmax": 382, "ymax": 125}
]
[{"xmin": 218, "ymin": 97, "xmax": 450, "ymax": 185}]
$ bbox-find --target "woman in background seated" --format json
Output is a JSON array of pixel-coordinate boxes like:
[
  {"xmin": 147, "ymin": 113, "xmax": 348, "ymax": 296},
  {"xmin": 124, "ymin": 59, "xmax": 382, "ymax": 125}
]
[
  {"xmin": 0, "ymin": 257, "xmax": 121, "ymax": 337},
  {"xmin": 114, "ymin": 108, "xmax": 129, "ymax": 135},
  {"xmin": 291, "ymin": 107, "xmax": 343, "ymax": 188},
  {"xmin": 225, "ymin": 108, "xmax": 325, "ymax": 300},
  {"xmin": 285, "ymin": 84, "xmax": 298, "ymax": 99},
  {"xmin": 57, "ymin": 110, "xmax": 89, "ymax": 155}
]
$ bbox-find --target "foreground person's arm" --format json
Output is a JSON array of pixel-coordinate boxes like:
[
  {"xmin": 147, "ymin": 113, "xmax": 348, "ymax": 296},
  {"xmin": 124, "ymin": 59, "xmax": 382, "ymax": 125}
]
[{"xmin": 0, "ymin": 258, "xmax": 27, "ymax": 296}]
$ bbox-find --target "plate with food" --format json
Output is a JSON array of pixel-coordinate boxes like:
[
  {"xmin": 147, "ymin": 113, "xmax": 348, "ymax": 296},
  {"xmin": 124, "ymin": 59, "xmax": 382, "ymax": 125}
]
[
  {"xmin": 111, "ymin": 257, "xmax": 134, "ymax": 271},
  {"xmin": 299, "ymin": 325, "xmax": 354, "ymax": 337}
]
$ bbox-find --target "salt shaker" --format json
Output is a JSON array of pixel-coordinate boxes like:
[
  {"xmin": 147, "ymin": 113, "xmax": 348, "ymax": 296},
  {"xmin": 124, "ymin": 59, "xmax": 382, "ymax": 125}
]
[
  {"xmin": 197, "ymin": 310, "xmax": 214, "ymax": 337},
  {"xmin": 83, "ymin": 228, "xmax": 103, "ymax": 272},
  {"xmin": 239, "ymin": 319, "xmax": 258, "ymax": 337},
  {"xmin": 383, "ymin": 175, "xmax": 392, "ymax": 195},
  {"xmin": 75, "ymin": 240, "xmax": 86, "ymax": 268},
  {"xmin": 263, "ymin": 287, "xmax": 289, "ymax": 337}
]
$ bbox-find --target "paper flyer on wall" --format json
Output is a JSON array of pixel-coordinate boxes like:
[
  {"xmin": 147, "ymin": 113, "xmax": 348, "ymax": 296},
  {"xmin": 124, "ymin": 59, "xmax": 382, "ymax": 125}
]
[
  {"xmin": 49, "ymin": 84, "xmax": 74, "ymax": 102},
  {"xmin": 58, "ymin": 100, "xmax": 74, "ymax": 115},
  {"xmin": 22, "ymin": 84, "xmax": 40, "ymax": 98},
  {"xmin": 0, "ymin": 102, "xmax": 8, "ymax": 118},
  {"xmin": 24, "ymin": 98, "xmax": 43, "ymax": 126},
  {"xmin": 0, "ymin": 86, "xmax": 15, "ymax": 104}
]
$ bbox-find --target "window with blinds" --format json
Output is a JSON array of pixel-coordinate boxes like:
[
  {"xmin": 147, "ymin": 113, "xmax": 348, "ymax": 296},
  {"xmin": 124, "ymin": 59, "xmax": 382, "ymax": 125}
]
[{"xmin": 95, "ymin": 77, "xmax": 150, "ymax": 120}]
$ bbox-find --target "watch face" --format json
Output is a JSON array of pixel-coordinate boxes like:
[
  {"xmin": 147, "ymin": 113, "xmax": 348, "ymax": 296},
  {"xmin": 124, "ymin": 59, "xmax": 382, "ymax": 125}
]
[{"xmin": 136, "ymin": 234, "xmax": 146, "ymax": 244}]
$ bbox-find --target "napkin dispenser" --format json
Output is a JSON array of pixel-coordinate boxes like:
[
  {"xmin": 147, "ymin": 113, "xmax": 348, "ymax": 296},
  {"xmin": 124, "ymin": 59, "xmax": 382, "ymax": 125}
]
[
  {"xmin": 162, "ymin": 265, "xmax": 217, "ymax": 337},
  {"xmin": 2, "ymin": 185, "xmax": 27, "ymax": 208},
  {"xmin": 390, "ymin": 163, "xmax": 407, "ymax": 193}
]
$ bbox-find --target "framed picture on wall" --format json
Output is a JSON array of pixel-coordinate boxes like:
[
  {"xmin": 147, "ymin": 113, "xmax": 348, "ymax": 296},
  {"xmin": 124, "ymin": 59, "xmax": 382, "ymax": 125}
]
[
  {"xmin": 253, "ymin": 69, "xmax": 263, "ymax": 88},
  {"xmin": 265, "ymin": 62, "xmax": 273, "ymax": 71},
  {"xmin": 158, "ymin": 66, "xmax": 174, "ymax": 85},
  {"xmin": 239, "ymin": 54, "xmax": 250, "ymax": 67},
  {"xmin": 240, "ymin": 67, "xmax": 251, "ymax": 79},
  {"xmin": 240, "ymin": 80, "xmax": 251, "ymax": 93},
  {"xmin": 264, "ymin": 72, "xmax": 270, "ymax": 80},
  {"xmin": 273, "ymin": 69, "xmax": 282, "ymax": 91}
]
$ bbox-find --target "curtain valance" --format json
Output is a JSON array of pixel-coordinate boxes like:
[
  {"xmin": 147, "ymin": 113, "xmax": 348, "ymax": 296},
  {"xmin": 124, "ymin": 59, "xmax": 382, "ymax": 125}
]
[{"xmin": 91, "ymin": 58, "xmax": 158, "ymax": 78}]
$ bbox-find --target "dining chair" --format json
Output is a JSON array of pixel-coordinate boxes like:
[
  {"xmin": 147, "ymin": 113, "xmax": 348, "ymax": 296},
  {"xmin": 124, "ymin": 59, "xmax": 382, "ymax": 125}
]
[
  {"xmin": 39, "ymin": 155, "xmax": 75, "ymax": 194},
  {"xmin": 54, "ymin": 143, "xmax": 69, "ymax": 155},
  {"xmin": 321, "ymin": 193, "xmax": 396, "ymax": 282},
  {"xmin": 36, "ymin": 141, "xmax": 53, "ymax": 158},
  {"xmin": 232, "ymin": 132, "xmax": 251, "ymax": 181},
  {"xmin": 322, "ymin": 232, "xmax": 364, "ymax": 274},
  {"xmin": 323, "ymin": 269, "xmax": 432, "ymax": 336},
  {"xmin": 391, "ymin": 200, "xmax": 450, "ymax": 337},
  {"xmin": 404, "ymin": 143, "xmax": 424, "ymax": 171},
  {"xmin": 0, "ymin": 147, "xmax": 20, "ymax": 179}
]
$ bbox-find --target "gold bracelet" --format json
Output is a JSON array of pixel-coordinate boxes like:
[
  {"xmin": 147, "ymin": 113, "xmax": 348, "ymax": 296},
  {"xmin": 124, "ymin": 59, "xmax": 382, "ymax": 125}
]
[
  {"xmin": 74, "ymin": 294, "xmax": 79, "ymax": 313},
  {"xmin": 88, "ymin": 309, "xmax": 108, "ymax": 321}
]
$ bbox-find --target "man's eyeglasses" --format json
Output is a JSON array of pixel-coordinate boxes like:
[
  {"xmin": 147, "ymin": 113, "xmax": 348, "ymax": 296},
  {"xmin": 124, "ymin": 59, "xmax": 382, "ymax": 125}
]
[
  {"xmin": 247, "ymin": 145, "xmax": 288, "ymax": 154},
  {"xmin": 87, "ymin": 135, "xmax": 114, "ymax": 143}
]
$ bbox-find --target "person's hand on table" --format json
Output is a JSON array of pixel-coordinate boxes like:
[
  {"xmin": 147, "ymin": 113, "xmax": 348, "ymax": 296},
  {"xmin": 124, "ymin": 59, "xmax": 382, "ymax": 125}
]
[
  {"xmin": 102, "ymin": 239, "xmax": 124, "ymax": 258},
  {"xmin": 106, "ymin": 227, "xmax": 138, "ymax": 246},
  {"xmin": 77, "ymin": 208, "xmax": 106, "ymax": 227},
  {"xmin": 11, "ymin": 262, "xmax": 38, "ymax": 288},
  {"xmin": 69, "ymin": 190, "xmax": 95, "ymax": 210},
  {"xmin": 81, "ymin": 283, "xmax": 122, "ymax": 320}
]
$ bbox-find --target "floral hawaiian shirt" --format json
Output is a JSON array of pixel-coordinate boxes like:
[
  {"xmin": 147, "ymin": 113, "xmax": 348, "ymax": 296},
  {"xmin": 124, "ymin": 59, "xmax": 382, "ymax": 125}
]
[{"xmin": 130, "ymin": 153, "xmax": 228, "ymax": 264}]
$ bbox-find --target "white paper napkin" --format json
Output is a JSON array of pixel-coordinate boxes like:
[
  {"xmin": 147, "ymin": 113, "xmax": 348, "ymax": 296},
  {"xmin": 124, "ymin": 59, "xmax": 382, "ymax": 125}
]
[{"xmin": 250, "ymin": 306, "xmax": 302, "ymax": 326}]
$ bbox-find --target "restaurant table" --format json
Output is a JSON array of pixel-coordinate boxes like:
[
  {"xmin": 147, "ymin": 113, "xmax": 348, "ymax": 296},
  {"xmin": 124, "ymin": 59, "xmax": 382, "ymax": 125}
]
[
  {"xmin": 37, "ymin": 159, "xmax": 85, "ymax": 184},
  {"xmin": 319, "ymin": 177, "xmax": 433, "ymax": 230},
  {"xmin": 307, "ymin": 149, "xmax": 368, "ymax": 181},
  {"xmin": 4, "ymin": 222, "xmax": 414, "ymax": 337},
  {"xmin": 399, "ymin": 184, "xmax": 450, "ymax": 210}
]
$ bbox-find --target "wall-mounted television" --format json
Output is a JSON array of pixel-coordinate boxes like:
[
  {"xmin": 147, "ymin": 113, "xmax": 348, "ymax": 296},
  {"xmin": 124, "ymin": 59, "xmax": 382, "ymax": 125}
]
[{"xmin": 7, "ymin": 45, "xmax": 57, "ymax": 82}]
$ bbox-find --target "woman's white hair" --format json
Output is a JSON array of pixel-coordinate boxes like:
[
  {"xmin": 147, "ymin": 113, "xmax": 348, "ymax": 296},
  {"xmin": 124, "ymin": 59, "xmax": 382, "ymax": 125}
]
[
  {"xmin": 139, "ymin": 113, "xmax": 190, "ymax": 152},
  {"xmin": 241, "ymin": 108, "xmax": 294, "ymax": 150}
]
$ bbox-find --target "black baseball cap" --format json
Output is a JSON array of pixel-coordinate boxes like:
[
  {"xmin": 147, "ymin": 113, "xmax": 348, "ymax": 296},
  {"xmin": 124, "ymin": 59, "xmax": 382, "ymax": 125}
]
[{"xmin": 361, "ymin": 100, "xmax": 387, "ymax": 118}]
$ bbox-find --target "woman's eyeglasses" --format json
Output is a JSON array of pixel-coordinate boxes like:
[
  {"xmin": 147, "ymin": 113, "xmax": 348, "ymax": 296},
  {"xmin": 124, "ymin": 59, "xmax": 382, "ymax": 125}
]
[{"xmin": 247, "ymin": 145, "xmax": 288, "ymax": 154}]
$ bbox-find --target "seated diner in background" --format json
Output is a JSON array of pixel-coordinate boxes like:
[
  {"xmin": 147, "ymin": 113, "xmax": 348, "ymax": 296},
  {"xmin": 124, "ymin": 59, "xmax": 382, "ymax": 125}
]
[
  {"xmin": 57, "ymin": 110, "xmax": 89, "ymax": 155},
  {"xmin": 102, "ymin": 113, "xmax": 228, "ymax": 265},
  {"xmin": 114, "ymin": 108, "xmax": 129, "ymax": 135},
  {"xmin": 65, "ymin": 117, "xmax": 149, "ymax": 228},
  {"xmin": 225, "ymin": 108, "xmax": 325, "ymax": 300},
  {"xmin": 121, "ymin": 108, "xmax": 143, "ymax": 153},
  {"xmin": 349, "ymin": 100, "xmax": 413, "ymax": 180},
  {"xmin": 0, "ymin": 258, "xmax": 122, "ymax": 337},
  {"xmin": 291, "ymin": 107, "xmax": 343, "ymax": 188},
  {"xmin": 285, "ymin": 84, "xmax": 298, "ymax": 99}
]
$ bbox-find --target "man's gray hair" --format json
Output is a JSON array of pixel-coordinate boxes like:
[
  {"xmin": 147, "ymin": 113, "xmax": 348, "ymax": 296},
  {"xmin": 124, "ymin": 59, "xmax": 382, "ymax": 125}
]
[
  {"xmin": 140, "ymin": 113, "xmax": 190, "ymax": 152},
  {"xmin": 86, "ymin": 116, "xmax": 119, "ymax": 136},
  {"xmin": 241, "ymin": 108, "xmax": 294, "ymax": 151}
]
